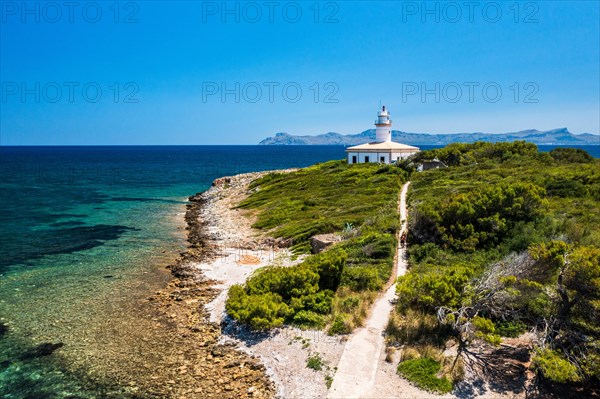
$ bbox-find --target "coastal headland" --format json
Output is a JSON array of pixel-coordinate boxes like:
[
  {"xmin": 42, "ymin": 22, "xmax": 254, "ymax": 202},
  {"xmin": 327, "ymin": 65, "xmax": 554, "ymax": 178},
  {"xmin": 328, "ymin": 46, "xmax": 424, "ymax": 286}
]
[{"xmin": 173, "ymin": 144, "xmax": 599, "ymax": 399}]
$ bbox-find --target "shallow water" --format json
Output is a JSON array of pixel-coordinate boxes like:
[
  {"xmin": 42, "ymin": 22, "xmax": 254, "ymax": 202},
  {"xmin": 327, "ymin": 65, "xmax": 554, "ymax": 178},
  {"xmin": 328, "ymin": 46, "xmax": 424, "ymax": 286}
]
[{"xmin": 0, "ymin": 145, "xmax": 349, "ymax": 398}]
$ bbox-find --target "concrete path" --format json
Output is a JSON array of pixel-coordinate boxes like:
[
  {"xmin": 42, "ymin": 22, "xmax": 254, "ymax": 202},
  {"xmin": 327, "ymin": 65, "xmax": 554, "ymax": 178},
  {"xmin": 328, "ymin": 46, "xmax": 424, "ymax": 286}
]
[{"xmin": 327, "ymin": 182, "xmax": 410, "ymax": 399}]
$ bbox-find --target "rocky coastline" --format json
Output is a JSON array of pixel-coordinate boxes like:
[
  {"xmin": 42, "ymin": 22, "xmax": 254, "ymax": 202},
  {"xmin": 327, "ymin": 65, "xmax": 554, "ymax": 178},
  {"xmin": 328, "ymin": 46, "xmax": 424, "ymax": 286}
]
[
  {"xmin": 191, "ymin": 171, "xmax": 348, "ymax": 399},
  {"xmin": 144, "ymin": 179, "xmax": 278, "ymax": 398}
]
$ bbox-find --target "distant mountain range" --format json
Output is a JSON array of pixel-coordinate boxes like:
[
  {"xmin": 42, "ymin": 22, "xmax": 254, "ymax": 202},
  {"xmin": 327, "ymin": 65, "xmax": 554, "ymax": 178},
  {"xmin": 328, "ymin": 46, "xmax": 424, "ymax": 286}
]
[{"xmin": 259, "ymin": 128, "xmax": 599, "ymax": 146}]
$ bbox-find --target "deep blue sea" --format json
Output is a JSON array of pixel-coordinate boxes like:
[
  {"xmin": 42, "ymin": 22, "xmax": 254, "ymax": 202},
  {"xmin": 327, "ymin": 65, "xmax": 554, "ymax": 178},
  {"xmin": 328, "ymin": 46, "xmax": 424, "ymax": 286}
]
[{"xmin": 0, "ymin": 144, "xmax": 598, "ymax": 398}]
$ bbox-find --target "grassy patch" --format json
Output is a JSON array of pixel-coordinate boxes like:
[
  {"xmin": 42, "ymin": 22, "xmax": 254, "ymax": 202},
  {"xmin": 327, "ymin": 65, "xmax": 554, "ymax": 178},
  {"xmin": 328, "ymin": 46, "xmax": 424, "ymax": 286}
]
[
  {"xmin": 238, "ymin": 160, "xmax": 405, "ymax": 258},
  {"xmin": 397, "ymin": 357, "xmax": 453, "ymax": 394},
  {"xmin": 324, "ymin": 374, "xmax": 333, "ymax": 389}
]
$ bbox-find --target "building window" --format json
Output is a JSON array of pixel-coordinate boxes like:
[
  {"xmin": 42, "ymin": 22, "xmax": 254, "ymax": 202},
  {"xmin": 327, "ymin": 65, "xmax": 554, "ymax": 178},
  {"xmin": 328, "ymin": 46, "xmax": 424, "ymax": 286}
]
[
  {"xmin": 365, "ymin": 156, "xmax": 370, "ymax": 163},
  {"xmin": 352, "ymin": 155, "xmax": 357, "ymax": 164},
  {"xmin": 380, "ymin": 156, "xmax": 385, "ymax": 163}
]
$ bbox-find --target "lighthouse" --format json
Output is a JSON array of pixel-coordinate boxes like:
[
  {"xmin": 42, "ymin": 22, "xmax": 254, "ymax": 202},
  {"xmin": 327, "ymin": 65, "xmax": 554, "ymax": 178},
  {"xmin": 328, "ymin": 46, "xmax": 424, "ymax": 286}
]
[
  {"xmin": 345, "ymin": 105, "xmax": 420, "ymax": 164},
  {"xmin": 375, "ymin": 105, "xmax": 392, "ymax": 142}
]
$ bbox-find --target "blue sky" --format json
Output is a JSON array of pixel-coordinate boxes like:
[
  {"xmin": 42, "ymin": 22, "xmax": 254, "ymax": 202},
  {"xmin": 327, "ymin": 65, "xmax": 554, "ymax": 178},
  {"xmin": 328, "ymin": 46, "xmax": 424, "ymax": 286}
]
[{"xmin": 1, "ymin": 0, "xmax": 599, "ymax": 145}]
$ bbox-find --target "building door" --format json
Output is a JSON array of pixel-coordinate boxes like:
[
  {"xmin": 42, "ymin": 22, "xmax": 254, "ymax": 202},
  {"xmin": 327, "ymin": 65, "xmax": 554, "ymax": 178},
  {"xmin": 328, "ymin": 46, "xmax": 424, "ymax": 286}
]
[
  {"xmin": 352, "ymin": 155, "xmax": 357, "ymax": 164},
  {"xmin": 364, "ymin": 156, "xmax": 370, "ymax": 163},
  {"xmin": 380, "ymin": 156, "xmax": 385, "ymax": 163}
]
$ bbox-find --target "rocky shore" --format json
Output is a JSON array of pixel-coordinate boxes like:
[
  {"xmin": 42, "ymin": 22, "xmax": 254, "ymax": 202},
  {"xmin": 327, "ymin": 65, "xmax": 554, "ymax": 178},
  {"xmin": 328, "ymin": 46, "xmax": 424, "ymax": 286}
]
[
  {"xmin": 142, "ymin": 173, "xmax": 287, "ymax": 398},
  {"xmin": 188, "ymin": 171, "xmax": 348, "ymax": 399}
]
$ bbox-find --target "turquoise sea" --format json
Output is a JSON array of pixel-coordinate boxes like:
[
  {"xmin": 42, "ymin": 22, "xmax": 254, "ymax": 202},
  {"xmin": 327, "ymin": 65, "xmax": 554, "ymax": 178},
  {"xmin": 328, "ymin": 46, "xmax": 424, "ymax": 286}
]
[
  {"xmin": 0, "ymin": 145, "xmax": 350, "ymax": 398},
  {"xmin": 0, "ymin": 144, "xmax": 598, "ymax": 398}
]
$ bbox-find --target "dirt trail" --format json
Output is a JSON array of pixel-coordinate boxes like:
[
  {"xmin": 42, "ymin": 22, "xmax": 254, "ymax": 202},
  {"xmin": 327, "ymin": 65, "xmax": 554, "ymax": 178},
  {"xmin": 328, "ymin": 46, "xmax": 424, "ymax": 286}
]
[{"xmin": 327, "ymin": 182, "xmax": 410, "ymax": 399}]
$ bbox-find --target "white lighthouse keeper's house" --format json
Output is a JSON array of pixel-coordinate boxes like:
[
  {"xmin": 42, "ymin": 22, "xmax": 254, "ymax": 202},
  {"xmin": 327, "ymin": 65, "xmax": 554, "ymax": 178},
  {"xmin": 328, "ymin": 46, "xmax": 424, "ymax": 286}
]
[{"xmin": 346, "ymin": 106, "xmax": 420, "ymax": 164}]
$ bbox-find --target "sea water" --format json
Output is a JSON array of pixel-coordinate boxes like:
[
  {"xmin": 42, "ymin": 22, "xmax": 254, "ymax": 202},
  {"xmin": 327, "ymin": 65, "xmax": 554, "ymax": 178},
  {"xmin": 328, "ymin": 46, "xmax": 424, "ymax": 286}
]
[
  {"xmin": 0, "ymin": 144, "xmax": 597, "ymax": 398},
  {"xmin": 0, "ymin": 146, "xmax": 347, "ymax": 398}
]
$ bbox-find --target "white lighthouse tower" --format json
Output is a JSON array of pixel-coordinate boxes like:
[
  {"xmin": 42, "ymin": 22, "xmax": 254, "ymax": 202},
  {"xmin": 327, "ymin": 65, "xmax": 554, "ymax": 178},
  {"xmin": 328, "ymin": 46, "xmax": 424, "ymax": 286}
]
[{"xmin": 375, "ymin": 105, "xmax": 392, "ymax": 143}]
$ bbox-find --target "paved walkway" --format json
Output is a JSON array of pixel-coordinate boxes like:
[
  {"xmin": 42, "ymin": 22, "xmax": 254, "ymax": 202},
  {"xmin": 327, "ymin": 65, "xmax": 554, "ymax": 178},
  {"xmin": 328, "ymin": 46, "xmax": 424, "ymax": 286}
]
[{"xmin": 327, "ymin": 182, "xmax": 410, "ymax": 399}]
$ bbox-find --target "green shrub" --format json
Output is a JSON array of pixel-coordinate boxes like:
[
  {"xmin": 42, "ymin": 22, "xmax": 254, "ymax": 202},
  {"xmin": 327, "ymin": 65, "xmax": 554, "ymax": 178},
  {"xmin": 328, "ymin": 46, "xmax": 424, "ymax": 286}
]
[
  {"xmin": 545, "ymin": 177, "xmax": 588, "ymax": 198},
  {"xmin": 225, "ymin": 285, "xmax": 291, "ymax": 330},
  {"xmin": 502, "ymin": 219, "xmax": 557, "ymax": 253},
  {"xmin": 549, "ymin": 147, "xmax": 593, "ymax": 163},
  {"xmin": 227, "ymin": 248, "xmax": 349, "ymax": 330},
  {"xmin": 472, "ymin": 316, "xmax": 495, "ymax": 334},
  {"xmin": 413, "ymin": 141, "xmax": 538, "ymax": 166},
  {"xmin": 359, "ymin": 233, "xmax": 396, "ymax": 259},
  {"xmin": 246, "ymin": 264, "xmax": 318, "ymax": 300},
  {"xmin": 340, "ymin": 266, "xmax": 381, "ymax": 291},
  {"xmin": 495, "ymin": 320, "xmax": 527, "ymax": 338},
  {"xmin": 396, "ymin": 267, "xmax": 472, "ymax": 311},
  {"xmin": 533, "ymin": 349, "xmax": 582, "ymax": 383},
  {"xmin": 306, "ymin": 353, "xmax": 324, "ymax": 371},
  {"xmin": 410, "ymin": 181, "xmax": 546, "ymax": 251},
  {"xmin": 308, "ymin": 248, "xmax": 347, "ymax": 291},
  {"xmin": 290, "ymin": 290, "xmax": 334, "ymax": 314},
  {"xmin": 328, "ymin": 313, "xmax": 353, "ymax": 335},
  {"xmin": 472, "ymin": 312, "xmax": 502, "ymax": 345},
  {"xmin": 397, "ymin": 357, "xmax": 453, "ymax": 394},
  {"xmin": 339, "ymin": 295, "xmax": 360, "ymax": 312},
  {"xmin": 293, "ymin": 310, "xmax": 326, "ymax": 329},
  {"xmin": 409, "ymin": 243, "xmax": 440, "ymax": 263}
]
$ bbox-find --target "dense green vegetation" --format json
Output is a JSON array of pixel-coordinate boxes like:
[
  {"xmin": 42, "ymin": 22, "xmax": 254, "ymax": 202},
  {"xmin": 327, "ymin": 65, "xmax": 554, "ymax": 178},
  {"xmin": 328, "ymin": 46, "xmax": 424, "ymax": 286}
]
[
  {"xmin": 226, "ymin": 248, "xmax": 345, "ymax": 329},
  {"xmin": 226, "ymin": 161, "xmax": 406, "ymax": 330},
  {"xmin": 391, "ymin": 141, "xmax": 600, "ymax": 391},
  {"xmin": 223, "ymin": 143, "xmax": 598, "ymax": 391}
]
